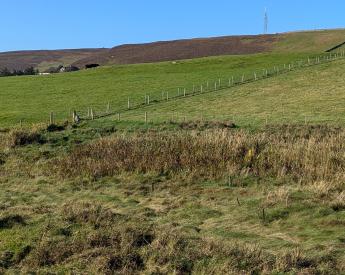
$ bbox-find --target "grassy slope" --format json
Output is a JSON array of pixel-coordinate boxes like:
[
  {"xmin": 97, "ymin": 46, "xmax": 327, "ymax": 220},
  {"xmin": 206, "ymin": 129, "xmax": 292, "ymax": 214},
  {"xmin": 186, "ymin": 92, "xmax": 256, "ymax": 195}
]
[
  {"xmin": 95, "ymin": 58, "xmax": 345, "ymax": 127},
  {"xmin": 1, "ymin": 28, "xmax": 345, "ymax": 127},
  {"xmin": 274, "ymin": 29, "xmax": 345, "ymax": 53},
  {"xmin": 0, "ymin": 53, "xmax": 323, "ymax": 127}
]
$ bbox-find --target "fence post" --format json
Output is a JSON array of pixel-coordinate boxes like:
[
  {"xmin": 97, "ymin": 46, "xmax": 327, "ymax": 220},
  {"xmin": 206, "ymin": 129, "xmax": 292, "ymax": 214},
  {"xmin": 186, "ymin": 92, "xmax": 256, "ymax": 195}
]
[
  {"xmin": 254, "ymin": 72, "xmax": 257, "ymax": 81},
  {"xmin": 147, "ymin": 95, "xmax": 150, "ymax": 105},
  {"xmin": 128, "ymin": 97, "xmax": 130, "ymax": 110},
  {"xmin": 117, "ymin": 113, "xmax": 121, "ymax": 121},
  {"xmin": 242, "ymin": 74, "xmax": 245, "ymax": 83},
  {"xmin": 90, "ymin": 109, "xmax": 94, "ymax": 120},
  {"xmin": 201, "ymin": 85, "xmax": 203, "ymax": 93},
  {"xmin": 214, "ymin": 82, "xmax": 217, "ymax": 91},
  {"xmin": 50, "ymin": 112, "xmax": 54, "ymax": 124},
  {"xmin": 167, "ymin": 91, "xmax": 169, "ymax": 101},
  {"xmin": 72, "ymin": 110, "xmax": 77, "ymax": 122},
  {"xmin": 145, "ymin": 112, "xmax": 148, "ymax": 123},
  {"xmin": 184, "ymin": 88, "xmax": 186, "ymax": 97}
]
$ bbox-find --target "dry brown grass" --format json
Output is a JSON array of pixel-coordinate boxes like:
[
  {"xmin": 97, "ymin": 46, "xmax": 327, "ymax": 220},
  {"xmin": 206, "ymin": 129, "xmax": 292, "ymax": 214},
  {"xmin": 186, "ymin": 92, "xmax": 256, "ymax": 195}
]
[
  {"xmin": 1, "ymin": 127, "xmax": 44, "ymax": 150},
  {"xmin": 20, "ymin": 205, "xmax": 333, "ymax": 274},
  {"xmin": 56, "ymin": 126, "xmax": 345, "ymax": 184}
]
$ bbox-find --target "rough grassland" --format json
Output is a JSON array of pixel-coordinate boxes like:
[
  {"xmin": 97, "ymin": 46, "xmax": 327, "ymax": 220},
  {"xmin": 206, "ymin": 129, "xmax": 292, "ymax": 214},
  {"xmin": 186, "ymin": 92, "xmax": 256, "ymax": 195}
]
[{"xmin": 1, "ymin": 124, "xmax": 345, "ymax": 273}]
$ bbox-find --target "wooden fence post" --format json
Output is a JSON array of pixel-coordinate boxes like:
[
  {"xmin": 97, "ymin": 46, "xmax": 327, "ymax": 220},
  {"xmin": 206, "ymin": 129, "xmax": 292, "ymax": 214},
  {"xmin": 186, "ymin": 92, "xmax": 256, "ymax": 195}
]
[
  {"xmin": 128, "ymin": 97, "xmax": 130, "ymax": 110},
  {"xmin": 145, "ymin": 112, "xmax": 148, "ymax": 123},
  {"xmin": 117, "ymin": 113, "xmax": 121, "ymax": 121},
  {"xmin": 167, "ymin": 91, "xmax": 169, "ymax": 101},
  {"xmin": 90, "ymin": 109, "xmax": 94, "ymax": 120},
  {"xmin": 72, "ymin": 110, "xmax": 77, "ymax": 122},
  {"xmin": 50, "ymin": 112, "xmax": 54, "ymax": 124},
  {"xmin": 147, "ymin": 95, "xmax": 150, "ymax": 105},
  {"xmin": 184, "ymin": 88, "xmax": 186, "ymax": 97},
  {"xmin": 107, "ymin": 102, "xmax": 110, "ymax": 113},
  {"xmin": 242, "ymin": 74, "xmax": 245, "ymax": 83}
]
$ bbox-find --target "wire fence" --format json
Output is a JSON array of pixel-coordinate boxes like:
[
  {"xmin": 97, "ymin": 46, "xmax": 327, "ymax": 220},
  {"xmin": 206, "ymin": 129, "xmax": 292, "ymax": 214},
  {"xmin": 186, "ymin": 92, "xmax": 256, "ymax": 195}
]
[{"xmin": 15, "ymin": 51, "xmax": 345, "ymax": 127}]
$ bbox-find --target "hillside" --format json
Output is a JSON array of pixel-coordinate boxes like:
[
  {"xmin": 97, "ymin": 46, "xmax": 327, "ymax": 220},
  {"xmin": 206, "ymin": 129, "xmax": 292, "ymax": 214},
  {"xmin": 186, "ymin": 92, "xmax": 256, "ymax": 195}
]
[
  {"xmin": 0, "ymin": 52, "xmax": 318, "ymax": 127},
  {"xmin": 74, "ymin": 28, "xmax": 345, "ymax": 67},
  {"xmin": 114, "ymin": 57, "xmax": 345, "ymax": 127},
  {"xmin": 1, "ymin": 28, "xmax": 345, "ymax": 72},
  {"xmin": 0, "ymin": 48, "xmax": 108, "ymax": 72},
  {"xmin": 2, "ymin": 30, "xmax": 345, "ymax": 274}
]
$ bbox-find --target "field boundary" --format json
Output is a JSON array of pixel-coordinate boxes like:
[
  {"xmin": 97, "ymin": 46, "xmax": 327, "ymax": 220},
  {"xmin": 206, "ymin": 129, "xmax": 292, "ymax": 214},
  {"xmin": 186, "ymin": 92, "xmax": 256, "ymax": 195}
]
[
  {"xmin": 73, "ymin": 52, "xmax": 345, "ymax": 123},
  {"xmin": 13, "ymin": 51, "xmax": 345, "ymax": 127}
]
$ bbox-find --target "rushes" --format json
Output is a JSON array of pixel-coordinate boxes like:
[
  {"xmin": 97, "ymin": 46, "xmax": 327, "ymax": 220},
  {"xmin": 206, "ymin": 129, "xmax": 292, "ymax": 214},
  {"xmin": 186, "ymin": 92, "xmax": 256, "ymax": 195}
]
[{"xmin": 57, "ymin": 125, "xmax": 345, "ymax": 183}]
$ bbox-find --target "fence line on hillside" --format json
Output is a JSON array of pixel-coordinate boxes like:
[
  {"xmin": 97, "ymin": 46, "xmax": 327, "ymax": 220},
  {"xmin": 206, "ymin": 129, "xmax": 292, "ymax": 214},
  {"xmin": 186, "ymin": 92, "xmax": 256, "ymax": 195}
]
[{"xmin": 16, "ymin": 51, "xmax": 345, "ymax": 127}]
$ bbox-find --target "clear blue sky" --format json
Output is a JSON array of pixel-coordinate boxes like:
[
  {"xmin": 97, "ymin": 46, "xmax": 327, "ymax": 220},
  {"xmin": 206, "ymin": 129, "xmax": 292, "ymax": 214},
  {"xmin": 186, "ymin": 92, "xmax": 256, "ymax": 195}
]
[{"xmin": 1, "ymin": 0, "xmax": 345, "ymax": 52}]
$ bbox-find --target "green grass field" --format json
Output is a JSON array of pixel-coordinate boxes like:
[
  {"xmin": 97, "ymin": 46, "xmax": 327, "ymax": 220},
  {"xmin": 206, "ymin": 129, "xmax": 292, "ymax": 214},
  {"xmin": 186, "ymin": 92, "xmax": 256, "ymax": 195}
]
[
  {"xmin": 0, "ymin": 52, "xmax": 324, "ymax": 127},
  {"xmin": 108, "ymin": 58, "xmax": 345, "ymax": 127},
  {"xmin": 2, "ymin": 31, "xmax": 345, "ymax": 273}
]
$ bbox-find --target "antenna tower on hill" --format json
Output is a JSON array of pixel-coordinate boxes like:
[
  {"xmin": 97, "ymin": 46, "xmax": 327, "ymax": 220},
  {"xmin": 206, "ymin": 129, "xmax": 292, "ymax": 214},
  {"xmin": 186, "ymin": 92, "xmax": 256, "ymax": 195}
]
[{"xmin": 264, "ymin": 8, "xmax": 268, "ymax": 34}]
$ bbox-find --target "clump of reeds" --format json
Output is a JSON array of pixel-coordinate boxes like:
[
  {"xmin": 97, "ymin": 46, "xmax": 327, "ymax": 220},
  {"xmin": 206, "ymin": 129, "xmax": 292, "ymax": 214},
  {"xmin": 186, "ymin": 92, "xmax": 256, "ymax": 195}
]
[
  {"xmin": 2, "ymin": 128, "xmax": 44, "ymax": 149},
  {"xmin": 56, "ymin": 126, "xmax": 345, "ymax": 183}
]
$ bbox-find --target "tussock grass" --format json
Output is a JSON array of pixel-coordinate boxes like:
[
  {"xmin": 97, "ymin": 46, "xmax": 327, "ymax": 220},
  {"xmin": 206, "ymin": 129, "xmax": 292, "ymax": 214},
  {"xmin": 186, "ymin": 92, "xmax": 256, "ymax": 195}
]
[
  {"xmin": 1, "ymin": 127, "xmax": 44, "ymax": 149},
  {"xmin": 2, "ymin": 123, "xmax": 345, "ymax": 273},
  {"xmin": 57, "ymin": 125, "xmax": 345, "ymax": 184}
]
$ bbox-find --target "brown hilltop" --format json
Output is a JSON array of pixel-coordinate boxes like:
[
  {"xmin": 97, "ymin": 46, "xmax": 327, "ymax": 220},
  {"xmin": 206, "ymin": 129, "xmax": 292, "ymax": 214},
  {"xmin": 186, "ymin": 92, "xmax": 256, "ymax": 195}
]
[
  {"xmin": 73, "ymin": 34, "xmax": 279, "ymax": 67},
  {"xmin": 2, "ymin": 29, "xmax": 345, "ymax": 71},
  {"xmin": 0, "ymin": 48, "xmax": 108, "ymax": 71}
]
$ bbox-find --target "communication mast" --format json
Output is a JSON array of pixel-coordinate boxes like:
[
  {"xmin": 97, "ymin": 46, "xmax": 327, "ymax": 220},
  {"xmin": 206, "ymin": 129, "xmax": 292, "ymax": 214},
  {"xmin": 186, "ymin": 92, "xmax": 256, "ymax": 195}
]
[{"xmin": 264, "ymin": 8, "xmax": 268, "ymax": 34}]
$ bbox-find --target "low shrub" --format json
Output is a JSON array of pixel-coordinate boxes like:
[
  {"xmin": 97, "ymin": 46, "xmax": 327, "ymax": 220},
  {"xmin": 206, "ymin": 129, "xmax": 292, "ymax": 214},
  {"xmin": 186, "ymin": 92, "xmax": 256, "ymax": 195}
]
[{"xmin": 5, "ymin": 129, "xmax": 44, "ymax": 148}]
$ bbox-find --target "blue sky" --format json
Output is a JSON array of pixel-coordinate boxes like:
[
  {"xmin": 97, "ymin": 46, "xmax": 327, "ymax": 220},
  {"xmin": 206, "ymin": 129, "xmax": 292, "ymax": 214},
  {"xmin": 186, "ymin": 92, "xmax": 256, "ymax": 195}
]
[{"xmin": 1, "ymin": 0, "xmax": 345, "ymax": 52}]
